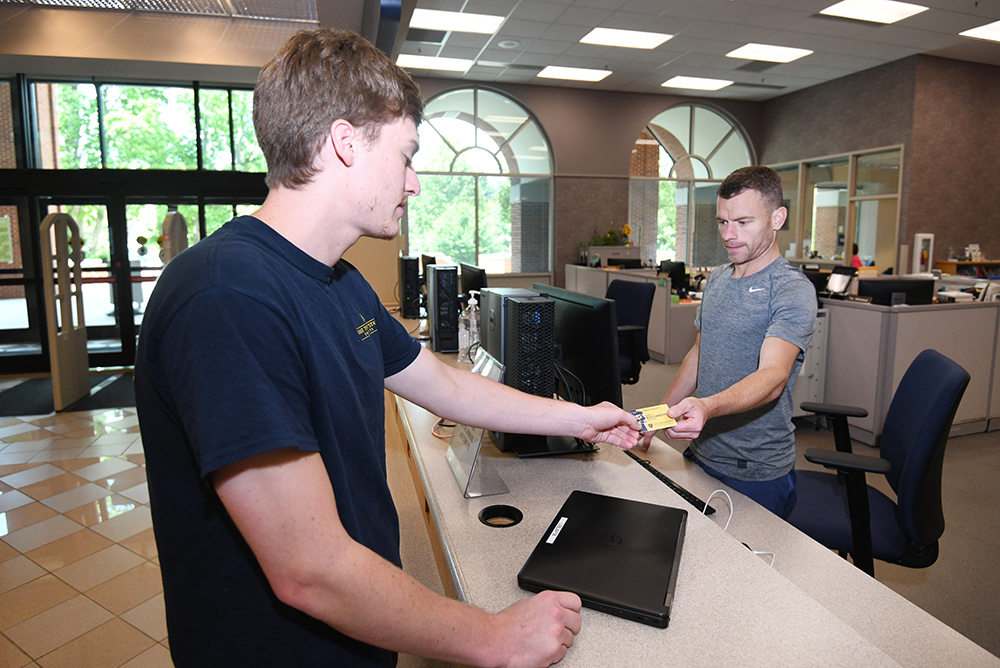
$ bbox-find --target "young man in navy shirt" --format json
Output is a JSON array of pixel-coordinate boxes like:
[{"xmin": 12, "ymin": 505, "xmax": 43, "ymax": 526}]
[{"xmin": 135, "ymin": 28, "xmax": 639, "ymax": 668}]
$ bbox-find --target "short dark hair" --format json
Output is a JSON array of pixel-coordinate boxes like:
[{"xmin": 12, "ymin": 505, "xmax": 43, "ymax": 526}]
[
  {"xmin": 253, "ymin": 29, "xmax": 424, "ymax": 190},
  {"xmin": 717, "ymin": 166, "xmax": 783, "ymax": 212}
]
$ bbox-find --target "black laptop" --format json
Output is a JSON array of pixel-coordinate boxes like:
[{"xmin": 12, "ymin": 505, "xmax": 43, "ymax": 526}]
[{"xmin": 517, "ymin": 490, "xmax": 687, "ymax": 628}]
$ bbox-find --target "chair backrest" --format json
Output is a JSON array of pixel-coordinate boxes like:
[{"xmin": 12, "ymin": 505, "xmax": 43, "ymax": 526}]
[
  {"xmin": 605, "ymin": 279, "xmax": 655, "ymax": 361},
  {"xmin": 879, "ymin": 349, "xmax": 970, "ymax": 547}
]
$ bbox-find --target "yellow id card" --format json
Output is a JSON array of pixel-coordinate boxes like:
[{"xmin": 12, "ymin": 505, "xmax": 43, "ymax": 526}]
[{"xmin": 629, "ymin": 404, "xmax": 677, "ymax": 433}]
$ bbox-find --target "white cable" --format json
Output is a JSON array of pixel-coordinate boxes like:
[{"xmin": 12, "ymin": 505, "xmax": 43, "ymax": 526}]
[
  {"xmin": 703, "ymin": 489, "xmax": 734, "ymax": 532},
  {"xmin": 753, "ymin": 551, "xmax": 777, "ymax": 568}
]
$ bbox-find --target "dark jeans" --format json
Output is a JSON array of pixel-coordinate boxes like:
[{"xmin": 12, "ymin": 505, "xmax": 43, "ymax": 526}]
[{"xmin": 684, "ymin": 447, "xmax": 797, "ymax": 519}]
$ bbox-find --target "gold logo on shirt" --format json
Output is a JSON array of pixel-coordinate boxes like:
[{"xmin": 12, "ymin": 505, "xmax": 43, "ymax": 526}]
[{"xmin": 357, "ymin": 313, "xmax": 377, "ymax": 341}]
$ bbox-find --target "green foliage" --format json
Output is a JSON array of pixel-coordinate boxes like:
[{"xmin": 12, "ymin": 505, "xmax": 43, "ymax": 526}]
[
  {"xmin": 586, "ymin": 227, "xmax": 624, "ymax": 247},
  {"xmin": 658, "ymin": 181, "xmax": 678, "ymax": 254}
]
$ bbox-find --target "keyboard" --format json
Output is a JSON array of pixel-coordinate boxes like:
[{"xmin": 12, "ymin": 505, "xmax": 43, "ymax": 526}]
[{"xmin": 624, "ymin": 450, "xmax": 715, "ymax": 515}]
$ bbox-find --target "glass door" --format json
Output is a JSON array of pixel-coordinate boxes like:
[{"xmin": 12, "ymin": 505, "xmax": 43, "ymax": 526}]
[
  {"xmin": 40, "ymin": 197, "xmax": 139, "ymax": 367},
  {"xmin": 0, "ymin": 197, "xmax": 45, "ymax": 372}
]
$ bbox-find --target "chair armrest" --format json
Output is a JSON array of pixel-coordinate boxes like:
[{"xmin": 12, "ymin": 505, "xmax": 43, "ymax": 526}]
[
  {"xmin": 617, "ymin": 324, "xmax": 646, "ymax": 333},
  {"xmin": 803, "ymin": 448, "xmax": 892, "ymax": 474},
  {"xmin": 799, "ymin": 402, "xmax": 868, "ymax": 419}
]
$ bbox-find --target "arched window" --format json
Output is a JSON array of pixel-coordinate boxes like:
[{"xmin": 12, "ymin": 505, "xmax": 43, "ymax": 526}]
[
  {"xmin": 407, "ymin": 87, "xmax": 553, "ymax": 274},
  {"xmin": 629, "ymin": 104, "xmax": 753, "ymax": 268}
]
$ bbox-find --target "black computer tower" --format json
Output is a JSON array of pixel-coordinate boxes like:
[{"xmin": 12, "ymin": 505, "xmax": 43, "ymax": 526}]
[
  {"xmin": 426, "ymin": 264, "xmax": 459, "ymax": 353},
  {"xmin": 480, "ymin": 288, "xmax": 541, "ymax": 366},
  {"xmin": 399, "ymin": 255, "xmax": 420, "ymax": 319},
  {"xmin": 480, "ymin": 288, "xmax": 555, "ymax": 453}
]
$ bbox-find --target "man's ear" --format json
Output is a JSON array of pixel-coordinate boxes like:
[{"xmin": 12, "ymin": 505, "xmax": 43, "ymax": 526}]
[
  {"xmin": 771, "ymin": 206, "xmax": 788, "ymax": 231},
  {"xmin": 330, "ymin": 120, "xmax": 358, "ymax": 167}
]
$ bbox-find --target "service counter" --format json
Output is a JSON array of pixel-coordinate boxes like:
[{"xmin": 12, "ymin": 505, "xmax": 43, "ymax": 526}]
[
  {"xmin": 564, "ymin": 264, "xmax": 697, "ymax": 364},
  {"xmin": 821, "ymin": 298, "xmax": 1000, "ymax": 444},
  {"xmin": 391, "ymin": 386, "xmax": 999, "ymax": 667}
]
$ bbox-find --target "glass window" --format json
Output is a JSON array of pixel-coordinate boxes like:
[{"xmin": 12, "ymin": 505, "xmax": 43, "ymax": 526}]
[
  {"xmin": 855, "ymin": 149, "xmax": 900, "ymax": 196},
  {"xmin": 34, "ymin": 83, "xmax": 102, "ymax": 169},
  {"xmin": 200, "ymin": 89, "xmax": 234, "ymax": 170},
  {"xmin": 854, "ymin": 199, "xmax": 898, "ymax": 271},
  {"xmin": 103, "ymin": 85, "xmax": 197, "ymax": 170},
  {"xmin": 231, "ymin": 90, "xmax": 265, "ymax": 172},
  {"xmin": 774, "ymin": 164, "xmax": 799, "ymax": 261},
  {"xmin": 805, "ymin": 158, "xmax": 849, "ymax": 261},
  {"xmin": 411, "ymin": 88, "xmax": 552, "ymax": 274},
  {"xmin": 631, "ymin": 105, "xmax": 753, "ymax": 266}
]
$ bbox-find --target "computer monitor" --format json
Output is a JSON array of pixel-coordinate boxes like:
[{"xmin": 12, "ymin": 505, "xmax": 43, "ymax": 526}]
[
  {"xmin": 658, "ymin": 261, "xmax": 688, "ymax": 293},
  {"xmin": 420, "ymin": 254, "xmax": 436, "ymax": 280},
  {"xmin": 533, "ymin": 283, "xmax": 623, "ymax": 409},
  {"xmin": 459, "ymin": 262, "xmax": 488, "ymax": 300},
  {"xmin": 825, "ymin": 266, "xmax": 856, "ymax": 294},
  {"xmin": 857, "ymin": 277, "xmax": 935, "ymax": 306},
  {"xmin": 607, "ymin": 258, "xmax": 642, "ymax": 269}
]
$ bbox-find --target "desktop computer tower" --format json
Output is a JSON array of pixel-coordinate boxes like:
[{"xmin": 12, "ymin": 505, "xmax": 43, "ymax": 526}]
[
  {"xmin": 426, "ymin": 264, "xmax": 459, "ymax": 353},
  {"xmin": 480, "ymin": 288, "xmax": 555, "ymax": 452},
  {"xmin": 399, "ymin": 256, "xmax": 420, "ymax": 319}
]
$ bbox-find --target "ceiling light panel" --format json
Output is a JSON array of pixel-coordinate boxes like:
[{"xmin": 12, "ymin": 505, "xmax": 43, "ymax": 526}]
[
  {"xmin": 409, "ymin": 8, "xmax": 505, "ymax": 35},
  {"xmin": 396, "ymin": 54, "xmax": 473, "ymax": 72},
  {"xmin": 819, "ymin": 0, "xmax": 929, "ymax": 25},
  {"xmin": 726, "ymin": 43, "xmax": 813, "ymax": 63},
  {"xmin": 662, "ymin": 76, "xmax": 733, "ymax": 91},
  {"xmin": 537, "ymin": 66, "xmax": 612, "ymax": 82},
  {"xmin": 960, "ymin": 20, "xmax": 1000, "ymax": 43},
  {"xmin": 580, "ymin": 27, "xmax": 673, "ymax": 49}
]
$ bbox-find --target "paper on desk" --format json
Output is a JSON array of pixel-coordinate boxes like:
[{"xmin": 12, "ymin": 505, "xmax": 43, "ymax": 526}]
[{"xmin": 629, "ymin": 404, "xmax": 677, "ymax": 433}]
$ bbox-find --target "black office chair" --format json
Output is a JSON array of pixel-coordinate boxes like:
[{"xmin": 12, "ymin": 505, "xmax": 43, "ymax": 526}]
[
  {"xmin": 605, "ymin": 279, "xmax": 655, "ymax": 385},
  {"xmin": 787, "ymin": 349, "xmax": 970, "ymax": 577}
]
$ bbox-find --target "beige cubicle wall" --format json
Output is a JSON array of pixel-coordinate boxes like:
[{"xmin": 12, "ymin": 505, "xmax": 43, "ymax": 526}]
[
  {"xmin": 564, "ymin": 264, "xmax": 698, "ymax": 364},
  {"xmin": 821, "ymin": 298, "xmax": 1000, "ymax": 445}
]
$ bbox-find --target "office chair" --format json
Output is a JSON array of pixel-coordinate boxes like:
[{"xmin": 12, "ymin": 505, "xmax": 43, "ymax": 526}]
[
  {"xmin": 605, "ymin": 279, "xmax": 655, "ymax": 385},
  {"xmin": 786, "ymin": 349, "xmax": 970, "ymax": 577}
]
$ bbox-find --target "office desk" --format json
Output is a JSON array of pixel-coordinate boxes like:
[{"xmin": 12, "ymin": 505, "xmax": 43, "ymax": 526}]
[{"xmin": 392, "ymin": 395, "xmax": 998, "ymax": 667}]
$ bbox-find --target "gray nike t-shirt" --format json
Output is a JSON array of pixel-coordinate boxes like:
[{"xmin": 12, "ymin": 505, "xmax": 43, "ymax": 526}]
[{"xmin": 690, "ymin": 257, "xmax": 816, "ymax": 481}]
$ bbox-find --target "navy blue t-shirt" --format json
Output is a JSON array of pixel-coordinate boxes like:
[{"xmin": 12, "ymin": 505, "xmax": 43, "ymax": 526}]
[{"xmin": 134, "ymin": 216, "xmax": 421, "ymax": 667}]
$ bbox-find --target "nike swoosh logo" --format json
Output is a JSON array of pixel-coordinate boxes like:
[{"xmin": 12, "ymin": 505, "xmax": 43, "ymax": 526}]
[{"xmin": 748, "ymin": 287, "xmax": 766, "ymax": 293}]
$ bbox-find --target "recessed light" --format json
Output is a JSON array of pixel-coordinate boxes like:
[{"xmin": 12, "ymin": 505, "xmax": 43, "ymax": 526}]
[
  {"xmin": 961, "ymin": 19, "xmax": 1000, "ymax": 43},
  {"xmin": 661, "ymin": 76, "xmax": 733, "ymax": 91},
  {"xmin": 409, "ymin": 8, "xmax": 505, "ymax": 35},
  {"xmin": 497, "ymin": 39, "xmax": 521, "ymax": 49},
  {"xmin": 820, "ymin": 0, "xmax": 928, "ymax": 24},
  {"xmin": 726, "ymin": 43, "xmax": 813, "ymax": 63},
  {"xmin": 396, "ymin": 54, "xmax": 473, "ymax": 72},
  {"xmin": 537, "ymin": 66, "xmax": 612, "ymax": 82},
  {"xmin": 580, "ymin": 27, "xmax": 673, "ymax": 49}
]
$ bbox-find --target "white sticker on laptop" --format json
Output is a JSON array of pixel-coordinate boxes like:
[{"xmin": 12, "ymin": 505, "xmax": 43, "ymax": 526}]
[{"xmin": 546, "ymin": 517, "xmax": 568, "ymax": 544}]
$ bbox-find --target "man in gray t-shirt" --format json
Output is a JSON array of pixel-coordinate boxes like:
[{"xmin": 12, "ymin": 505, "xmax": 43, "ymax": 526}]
[{"xmin": 641, "ymin": 166, "xmax": 816, "ymax": 518}]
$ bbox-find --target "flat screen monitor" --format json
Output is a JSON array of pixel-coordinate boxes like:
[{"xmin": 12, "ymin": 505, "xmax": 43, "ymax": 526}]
[
  {"xmin": 533, "ymin": 283, "xmax": 622, "ymax": 409},
  {"xmin": 607, "ymin": 258, "xmax": 642, "ymax": 269},
  {"xmin": 420, "ymin": 254, "xmax": 436, "ymax": 278},
  {"xmin": 659, "ymin": 261, "xmax": 688, "ymax": 293},
  {"xmin": 825, "ymin": 265, "xmax": 856, "ymax": 294},
  {"xmin": 857, "ymin": 277, "xmax": 935, "ymax": 306},
  {"xmin": 459, "ymin": 262, "xmax": 488, "ymax": 298}
]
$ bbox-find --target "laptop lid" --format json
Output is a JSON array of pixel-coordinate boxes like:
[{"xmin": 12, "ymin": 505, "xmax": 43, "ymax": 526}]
[{"xmin": 517, "ymin": 490, "xmax": 687, "ymax": 628}]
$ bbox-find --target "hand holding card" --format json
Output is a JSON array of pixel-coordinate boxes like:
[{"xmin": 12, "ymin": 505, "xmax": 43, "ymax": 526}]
[{"xmin": 628, "ymin": 405, "xmax": 677, "ymax": 433}]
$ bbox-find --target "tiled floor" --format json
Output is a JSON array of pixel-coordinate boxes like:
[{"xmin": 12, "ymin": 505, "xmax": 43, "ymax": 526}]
[{"xmin": 0, "ymin": 408, "xmax": 172, "ymax": 668}]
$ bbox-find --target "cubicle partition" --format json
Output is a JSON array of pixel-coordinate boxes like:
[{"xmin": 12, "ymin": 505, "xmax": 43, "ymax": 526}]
[{"xmin": 821, "ymin": 298, "xmax": 1000, "ymax": 444}]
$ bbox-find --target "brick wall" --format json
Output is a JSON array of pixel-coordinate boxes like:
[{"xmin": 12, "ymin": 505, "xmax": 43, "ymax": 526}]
[{"xmin": 510, "ymin": 179, "xmax": 550, "ymax": 273}]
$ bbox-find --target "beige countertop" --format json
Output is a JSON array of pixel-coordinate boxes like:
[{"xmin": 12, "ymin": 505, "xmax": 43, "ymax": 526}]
[{"xmin": 395, "ymin": 394, "xmax": 1000, "ymax": 667}]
